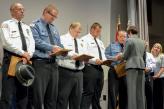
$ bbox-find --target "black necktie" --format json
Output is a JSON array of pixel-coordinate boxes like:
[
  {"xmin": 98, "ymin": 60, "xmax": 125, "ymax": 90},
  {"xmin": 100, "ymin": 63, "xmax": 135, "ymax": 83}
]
[
  {"xmin": 94, "ymin": 38, "xmax": 102, "ymax": 60},
  {"xmin": 46, "ymin": 24, "xmax": 55, "ymax": 45},
  {"xmin": 74, "ymin": 38, "xmax": 80, "ymax": 67},
  {"xmin": 120, "ymin": 43, "xmax": 124, "ymax": 52},
  {"xmin": 18, "ymin": 21, "xmax": 27, "ymax": 51}
]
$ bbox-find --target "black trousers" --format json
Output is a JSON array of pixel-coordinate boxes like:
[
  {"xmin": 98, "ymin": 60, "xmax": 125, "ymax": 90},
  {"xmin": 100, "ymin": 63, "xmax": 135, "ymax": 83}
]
[
  {"xmin": 153, "ymin": 78, "xmax": 164, "ymax": 109},
  {"xmin": 57, "ymin": 67, "xmax": 83, "ymax": 109},
  {"xmin": 28, "ymin": 59, "xmax": 58, "ymax": 109},
  {"xmin": 108, "ymin": 67, "xmax": 127, "ymax": 109},
  {"xmin": 0, "ymin": 52, "xmax": 28, "ymax": 109},
  {"xmin": 145, "ymin": 75, "xmax": 153, "ymax": 109},
  {"xmin": 80, "ymin": 64, "xmax": 104, "ymax": 109}
]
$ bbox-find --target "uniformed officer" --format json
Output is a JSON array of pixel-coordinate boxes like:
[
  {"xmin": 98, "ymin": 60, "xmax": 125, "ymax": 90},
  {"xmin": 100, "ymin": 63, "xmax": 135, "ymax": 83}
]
[
  {"xmin": 0, "ymin": 3, "xmax": 35, "ymax": 109},
  {"xmin": 57, "ymin": 22, "xmax": 85, "ymax": 109},
  {"xmin": 105, "ymin": 31, "xmax": 127, "ymax": 109},
  {"xmin": 28, "ymin": 4, "xmax": 63, "ymax": 109},
  {"xmin": 80, "ymin": 22, "xmax": 106, "ymax": 109}
]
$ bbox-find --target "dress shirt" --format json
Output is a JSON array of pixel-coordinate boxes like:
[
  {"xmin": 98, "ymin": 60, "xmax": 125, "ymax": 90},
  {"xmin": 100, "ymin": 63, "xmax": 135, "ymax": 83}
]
[
  {"xmin": 1, "ymin": 18, "xmax": 35, "ymax": 57},
  {"xmin": 146, "ymin": 52, "xmax": 156, "ymax": 73},
  {"xmin": 105, "ymin": 42, "xmax": 123, "ymax": 66},
  {"xmin": 153, "ymin": 54, "xmax": 164, "ymax": 78},
  {"xmin": 30, "ymin": 18, "xmax": 63, "ymax": 58},
  {"xmin": 81, "ymin": 33, "xmax": 106, "ymax": 65},
  {"xmin": 58, "ymin": 32, "xmax": 85, "ymax": 70}
]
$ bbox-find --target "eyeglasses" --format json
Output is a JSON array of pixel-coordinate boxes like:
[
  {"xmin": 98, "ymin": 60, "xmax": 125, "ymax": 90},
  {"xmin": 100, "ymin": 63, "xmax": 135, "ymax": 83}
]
[{"xmin": 48, "ymin": 12, "xmax": 57, "ymax": 18}]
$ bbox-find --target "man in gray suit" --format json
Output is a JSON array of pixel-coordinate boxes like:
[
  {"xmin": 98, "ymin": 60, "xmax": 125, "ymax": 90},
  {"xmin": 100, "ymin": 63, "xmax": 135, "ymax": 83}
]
[{"xmin": 116, "ymin": 26, "xmax": 146, "ymax": 109}]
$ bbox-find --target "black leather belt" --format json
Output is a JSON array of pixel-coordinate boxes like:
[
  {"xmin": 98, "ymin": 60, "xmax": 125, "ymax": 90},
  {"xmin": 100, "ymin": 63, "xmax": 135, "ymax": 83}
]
[
  {"xmin": 85, "ymin": 64, "xmax": 102, "ymax": 70},
  {"xmin": 32, "ymin": 57, "xmax": 56, "ymax": 63}
]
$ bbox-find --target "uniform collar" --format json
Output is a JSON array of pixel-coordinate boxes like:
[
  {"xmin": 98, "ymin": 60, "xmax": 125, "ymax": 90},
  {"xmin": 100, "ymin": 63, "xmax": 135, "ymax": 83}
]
[
  {"xmin": 40, "ymin": 18, "xmax": 49, "ymax": 26},
  {"xmin": 12, "ymin": 18, "xmax": 22, "ymax": 23},
  {"xmin": 67, "ymin": 32, "xmax": 79, "ymax": 40},
  {"xmin": 88, "ymin": 33, "xmax": 99, "ymax": 40}
]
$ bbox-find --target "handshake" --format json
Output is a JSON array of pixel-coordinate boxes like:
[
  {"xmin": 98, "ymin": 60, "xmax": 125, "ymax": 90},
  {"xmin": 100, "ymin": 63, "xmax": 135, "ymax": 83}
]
[{"xmin": 113, "ymin": 53, "xmax": 123, "ymax": 61}]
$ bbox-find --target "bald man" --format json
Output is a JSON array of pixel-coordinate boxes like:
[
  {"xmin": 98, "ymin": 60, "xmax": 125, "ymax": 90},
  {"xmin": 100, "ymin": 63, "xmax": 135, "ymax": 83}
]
[
  {"xmin": 105, "ymin": 31, "xmax": 127, "ymax": 109},
  {"xmin": 0, "ymin": 3, "xmax": 35, "ymax": 109}
]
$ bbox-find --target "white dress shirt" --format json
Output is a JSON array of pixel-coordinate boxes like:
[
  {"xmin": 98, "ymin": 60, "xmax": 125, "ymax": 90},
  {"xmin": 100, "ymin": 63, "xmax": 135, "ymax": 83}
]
[
  {"xmin": 81, "ymin": 33, "xmax": 106, "ymax": 65},
  {"xmin": 57, "ymin": 32, "xmax": 85, "ymax": 70},
  {"xmin": 146, "ymin": 52, "xmax": 156, "ymax": 73},
  {"xmin": 1, "ymin": 18, "xmax": 35, "ymax": 57},
  {"xmin": 153, "ymin": 54, "xmax": 164, "ymax": 78}
]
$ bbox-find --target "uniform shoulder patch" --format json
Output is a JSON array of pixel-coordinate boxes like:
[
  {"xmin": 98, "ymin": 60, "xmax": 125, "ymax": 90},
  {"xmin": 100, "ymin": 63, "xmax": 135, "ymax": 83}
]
[{"xmin": 1, "ymin": 24, "xmax": 8, "ymax": 28}]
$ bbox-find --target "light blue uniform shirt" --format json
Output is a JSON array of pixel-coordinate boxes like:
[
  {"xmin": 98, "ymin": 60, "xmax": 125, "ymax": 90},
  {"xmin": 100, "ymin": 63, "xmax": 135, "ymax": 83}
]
[
  {"xmin": 30, "ymin": 18, "xmax": 63, "ymax": 58},
  {"xmin": 105, "ymin": 42, "xmax": 123, "ymax": 66}
]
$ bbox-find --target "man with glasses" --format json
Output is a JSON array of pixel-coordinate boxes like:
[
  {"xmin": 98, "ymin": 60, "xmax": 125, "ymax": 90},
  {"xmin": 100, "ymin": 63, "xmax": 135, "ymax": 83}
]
[
  {"xmin": 28, "ymin": 4, "xmax": 63, "ymax": 109},
  {"xmin": 0, "ymin": 3, "xmax": 35, "ymax": 109}
]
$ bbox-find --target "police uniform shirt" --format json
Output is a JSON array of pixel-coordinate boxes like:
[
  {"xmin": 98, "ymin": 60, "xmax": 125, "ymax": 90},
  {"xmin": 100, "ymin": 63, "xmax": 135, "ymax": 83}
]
[
  {"xmin": 1, "ymin": 18, "xmax": 35, "ymax": 57},
  {"xmin": 58, "ymin": 32, "xmax": 85, "ymax": 70},
  {"xmin": 30, "ymin": 18, "xmax": 63, "ymax": 58},
  {"xmin": 105, "ymin": 42, "xmax": 124, "ymax": 66},
  {"xmin": 81, "ymin": 33, "xmax": 106, "ymax": 65}
]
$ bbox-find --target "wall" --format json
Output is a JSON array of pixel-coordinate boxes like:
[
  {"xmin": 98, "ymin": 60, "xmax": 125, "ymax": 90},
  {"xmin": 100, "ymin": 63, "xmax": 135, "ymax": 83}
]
[{"xmin": 148, "ymin": 0, "xmax": 164, "ymax": 48}]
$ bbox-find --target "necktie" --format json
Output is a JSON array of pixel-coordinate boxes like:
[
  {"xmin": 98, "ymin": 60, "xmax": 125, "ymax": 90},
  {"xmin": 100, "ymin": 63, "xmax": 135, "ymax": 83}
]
[
  {"xmin": 46, "ymin": 24, "xmax": 55, "ymax": 45},
  {"xmin": 18, "ymin": 21, "xmax": 27, "ymax": 51},
  {"xmin": 74, "ymin": 38, "xmax": 80, "ymax": 67},
  {"xmin": 94, "ymin": 38, "xmax": 102, "ymax": 60},
  {"xmin": 120, "ymin": 43, "xmax": 124, "ymax": 52}
]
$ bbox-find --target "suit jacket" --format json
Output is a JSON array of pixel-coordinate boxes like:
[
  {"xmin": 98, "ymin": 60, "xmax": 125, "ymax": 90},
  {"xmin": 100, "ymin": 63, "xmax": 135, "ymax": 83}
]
[{"xmin": 122, "ymin": 35, "xmax": 145, "ymax": 70}]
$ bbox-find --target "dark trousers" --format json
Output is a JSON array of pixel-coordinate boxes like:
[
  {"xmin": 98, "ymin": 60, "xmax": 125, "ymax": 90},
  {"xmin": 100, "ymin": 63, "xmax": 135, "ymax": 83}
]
[
  {"xmin": 28, "ymin": 60, "xmax": 58, "ymax": 109},
  {"xmin": 153, "ymin": 78, "xmax": 164, "ymax": 109},
  {"xmin": 145, "ymin": 75, "xmax": 153, "ymax": 109},
  {"xmin": 126, "ymin": 69, "xmax": 145, "ymax": 109},
  {"xmin": 0, "ymin": 53, "xmax": 28, "ymax": 109},
  {"xmin": 80, "ymin": 64, "xmax": 104, "ymax": 109},
  {"xmin": 108, "ymin": 68, "xmax": 127, "ymax": 109},
  {"xmin": 57, "ymin": 67, "xmax": 83, "ymax": 109}
]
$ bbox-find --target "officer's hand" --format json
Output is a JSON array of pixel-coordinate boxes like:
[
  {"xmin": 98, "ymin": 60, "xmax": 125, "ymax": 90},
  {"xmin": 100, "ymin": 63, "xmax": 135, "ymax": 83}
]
[
  {"xmin": 22, "ymin": 52, "xmax": 31, "ymax": 61},
  {"xmin": 22, "ymin": 57, "xmax": 28, "ymax": 64},
  {"xmin": 96, "ymin": 59, "xmax": 103, "ymax": 65},
  {"xmin": 145, "ymin": 68, "xmax": 151, "ymax": 73},
  {"xmin": 71, "ymin": 54, "xmax": 79, "ymax": 60},
  {"xmin": 52, "ymin": 46, "xmax": 62, "ymax": 53},
  {"xmin": 115, "ymin": 53, "xmax": 122, "ymax": 61}
]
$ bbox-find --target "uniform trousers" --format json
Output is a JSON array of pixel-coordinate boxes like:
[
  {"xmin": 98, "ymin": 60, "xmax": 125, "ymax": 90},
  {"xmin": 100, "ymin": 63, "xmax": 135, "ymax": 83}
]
[
  {"xmin": 0, "ymin": 51, "xmax": 28, "ymax": 109},
  {"xmin": 80, "ymin": 64, "xmax": 104, "ymax": 109},
  {"xmin": 108, "ymin": 67, "xmax": 127, "ymax": 109},
  {"xmin": 28, "ymin": 59, "xmax": 58, "ymax": 109},
  {"xmin": 57, "ymin": 67, "xmax": 83, "ymax": 109}
]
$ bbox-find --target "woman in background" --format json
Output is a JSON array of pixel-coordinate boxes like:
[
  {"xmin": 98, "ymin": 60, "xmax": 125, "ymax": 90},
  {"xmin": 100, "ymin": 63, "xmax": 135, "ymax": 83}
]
[{"xmin": 151, "ymin": 43, "xmax": 164, "ymax": 109}]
